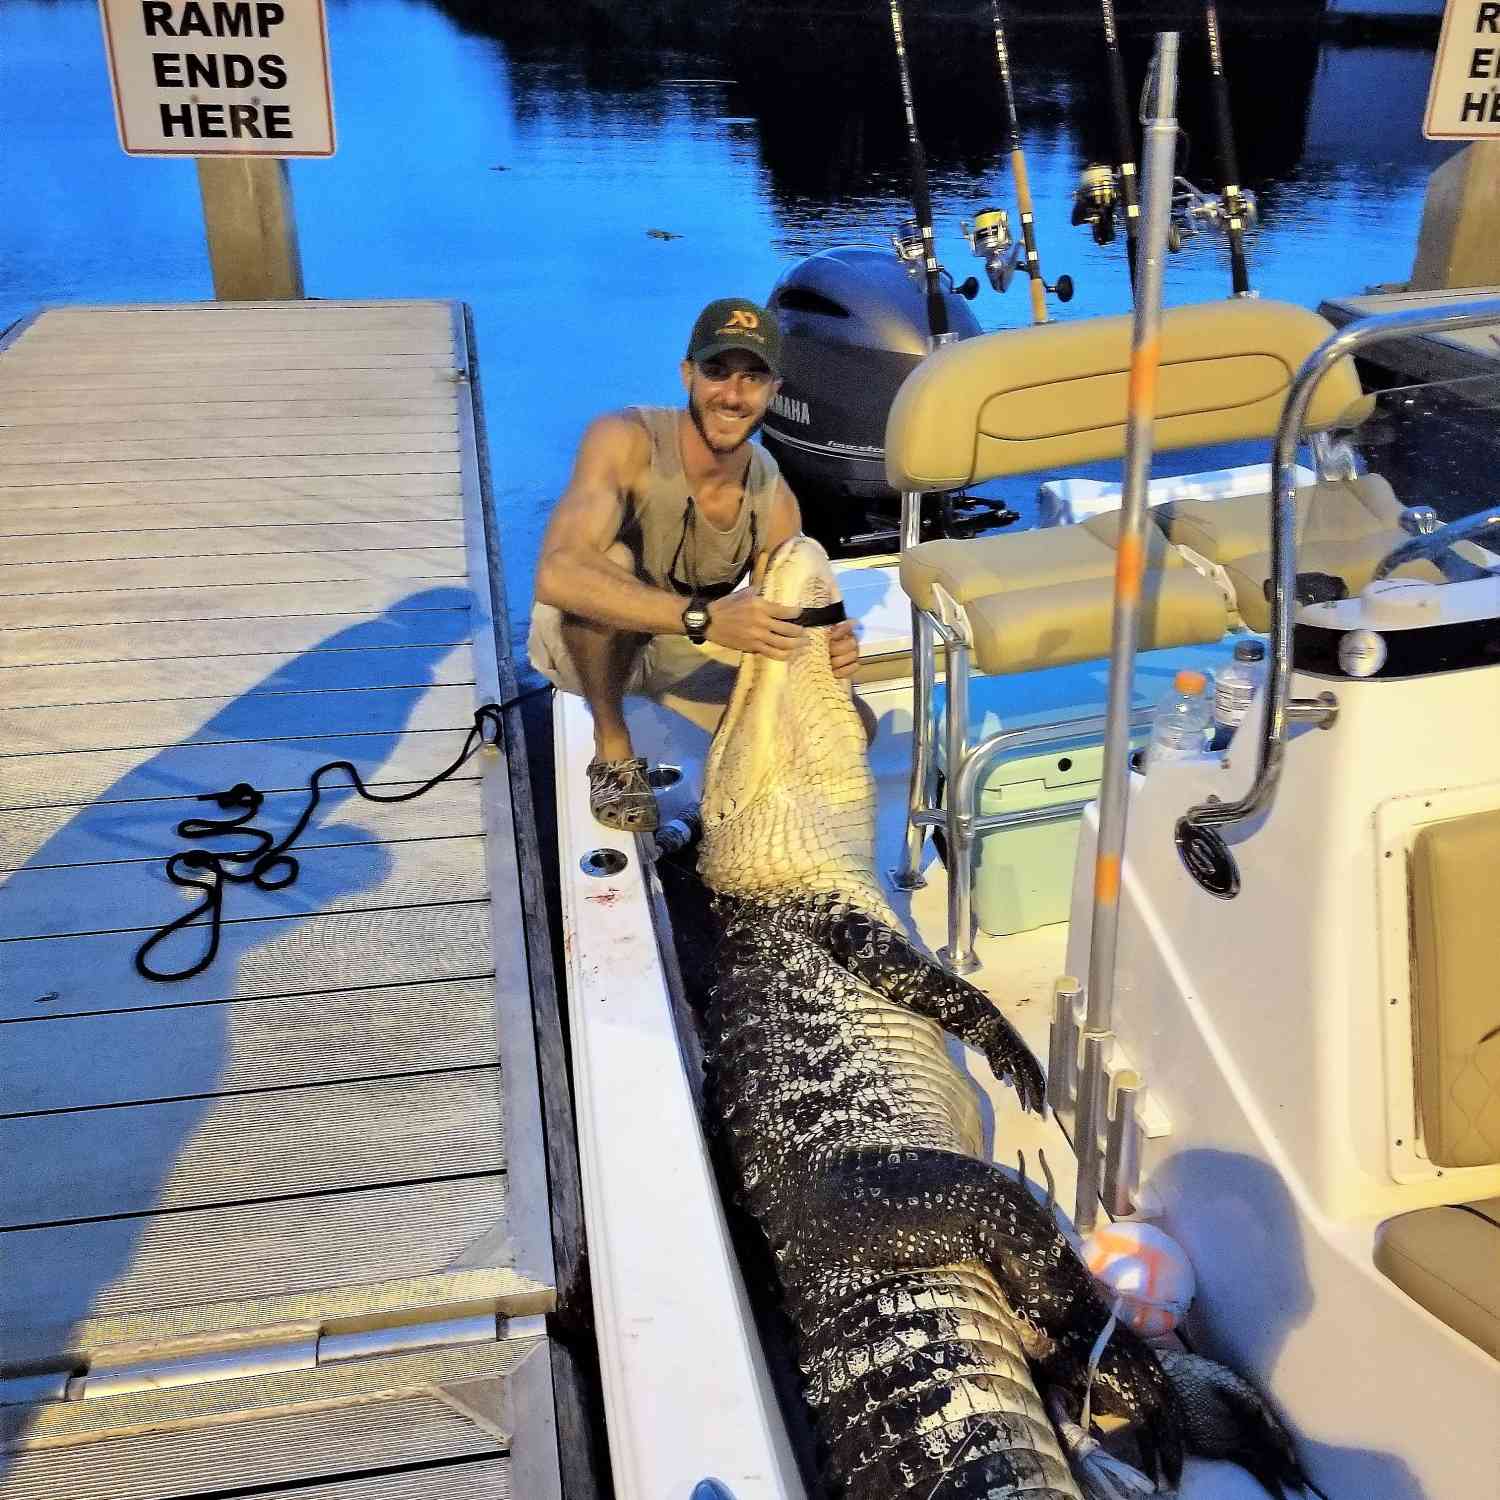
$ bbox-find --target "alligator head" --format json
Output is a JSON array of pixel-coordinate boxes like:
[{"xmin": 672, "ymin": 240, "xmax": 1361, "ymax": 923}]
[{"xmin": 697, "ymin": 535, "xmax": 891, "ymax": 917}]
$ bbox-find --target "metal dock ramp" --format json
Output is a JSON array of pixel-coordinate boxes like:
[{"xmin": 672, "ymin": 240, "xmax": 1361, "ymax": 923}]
[{"xmin": 0, "ymin": 301, "xmax": 592, "ymax": 1497}]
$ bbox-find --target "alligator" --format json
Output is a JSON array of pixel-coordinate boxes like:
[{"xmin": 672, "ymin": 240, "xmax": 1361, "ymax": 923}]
[{"xmin": 694, "ymin": 536, "xmax": 1183, "ymax": 1499}]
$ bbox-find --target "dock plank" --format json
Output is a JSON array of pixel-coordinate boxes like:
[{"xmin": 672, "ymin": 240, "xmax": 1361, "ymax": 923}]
[
  {"xmin": 0, "ymin": 473, "xmax": 462, "ymax": 510},
  {"xmin": 0, "ymin": 431, "xmax": 463, "ymax": 464},
  {"xmin": 0, "ymin": 681, "xmax": 478, "ymax": 756},
  {"xmin": 0, "ymin": 833, "xmax": 488, "ymax": 940},
  {"xmin": 0, "ymin": 642, "xmax": 474, "ymax": 708},
  {"xmin": 0, "ymin": 609, "xmax": 473, "ymax": 667},
  {"xmin": 0, "ymin": 577, "xmax": 468, "ymax": 629},
  {"xmin": 0, "ymin": 900, "xmax": 493, "ymax": 1019},
  {"xmin": 0, "ymin": 398, "xmax": 457, "ymax": 425},
  {"xmin": 2, "ymin": 978, "xmax": 500, "ymax": 1113},
  {"xmin": 0, "ymin": 779, "xmax": 483, "ymax": 872},
  {"xmin": 1, "ymin": 549, "xmax": 466, "ymax": 597},
  {"xmin": 0, "ymin": 499, "xmax": 463, "ymax": 535},
  {"xmin": 1, "ymin": 521, "xmax": 467, "ymax": 567},
  {"xmin": 0, "ymin": 455, "xmax": 463, "ymax": 485},
  {"xmin": 0, "ymin": 729, "xmax": 491, "ymax": 820},
  {"xmin": 0, "ymin": 1395, "xmax": 509, "ymax": 1500},
  {"xmin": 0, "ymin": 1069, "xmax": 505, "ymax": 1227},
  {"xmin": 0, "ymin": 1176, "xmax": 510, "ymax": 1336}
]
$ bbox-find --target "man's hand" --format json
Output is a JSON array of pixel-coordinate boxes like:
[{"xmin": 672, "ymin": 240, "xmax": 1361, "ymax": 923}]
[
  {"xmin": 706, "ymin": 590, "xmax": 806, "ymax": 660},
  {"xmin": 829, "ymin": 617, "xmax": 860, "ymax": 680}
]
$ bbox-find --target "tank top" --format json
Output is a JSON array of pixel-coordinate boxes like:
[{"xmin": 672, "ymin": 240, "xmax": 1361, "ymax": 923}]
[{"xmin": 616, "ymin": 406, "xmax": 781, "ymax": 600}]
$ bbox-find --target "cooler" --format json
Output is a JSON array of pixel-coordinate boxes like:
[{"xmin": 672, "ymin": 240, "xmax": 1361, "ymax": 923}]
[{"xmin": 935, "ymin": 641, "xmax": 1232, "ymax": 936}]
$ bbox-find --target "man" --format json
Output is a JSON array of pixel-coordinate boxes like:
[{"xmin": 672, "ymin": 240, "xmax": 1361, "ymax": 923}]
[{"xmin": 530, "ymin": 296, "xmax": 862, "ymax": 832}]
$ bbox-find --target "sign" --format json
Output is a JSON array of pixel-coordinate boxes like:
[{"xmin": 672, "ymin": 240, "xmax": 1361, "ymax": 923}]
[
  {"xmin": 1425, "ymin": 0, "xmax": 1500, "ymax": 137},
  {"xmin": 98, "ymin": 0, "xmax": 335, "ymax": 157}
]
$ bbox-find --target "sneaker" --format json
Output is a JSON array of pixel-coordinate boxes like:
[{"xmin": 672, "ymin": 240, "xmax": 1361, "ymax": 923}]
[{"xmin": 586, "ymin": 756, "xmax": 659, "ymax": 832}]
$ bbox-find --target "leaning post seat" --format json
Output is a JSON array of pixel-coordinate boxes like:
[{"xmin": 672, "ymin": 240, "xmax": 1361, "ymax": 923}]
[{"xmin": 885, "ymin": 300, "xmax": 1369, "ymax": 971}]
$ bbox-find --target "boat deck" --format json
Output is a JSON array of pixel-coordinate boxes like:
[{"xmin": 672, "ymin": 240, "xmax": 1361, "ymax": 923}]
[{"xmin": 0, "ymin": 302, "xmax": 585, "ymax": 1497}]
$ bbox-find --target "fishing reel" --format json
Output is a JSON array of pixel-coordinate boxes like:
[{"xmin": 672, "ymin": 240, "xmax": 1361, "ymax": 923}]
[
  {"xmin": 1070, "ymin": 163, "xmax": 1120, "ymax": 246},
  {"xmin": 961, "ymin": 208, "xmax": 1020, "ymax": 294},
  {"xmin": 1167, "ymin": 178, "xmax": 1258, "ymax": 251},
  {"xmin": 891, "ymin": 218, "xmax": 981, "ymax": 301}
]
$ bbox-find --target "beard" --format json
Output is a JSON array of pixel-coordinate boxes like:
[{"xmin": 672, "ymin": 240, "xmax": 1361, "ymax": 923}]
[{"xmin": 688, "ymin": 390, "xmax": 765, "ymax": 456}]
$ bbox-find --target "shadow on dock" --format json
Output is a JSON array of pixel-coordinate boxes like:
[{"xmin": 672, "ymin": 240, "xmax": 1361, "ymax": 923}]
[{"xmin": 0, "ymin": 585, "xmax": 477, "ymax": 1472}]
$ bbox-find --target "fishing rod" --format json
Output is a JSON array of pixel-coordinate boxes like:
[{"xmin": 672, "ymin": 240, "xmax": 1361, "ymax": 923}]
[
  {"xmin": 975, "ymin": 0, "xmax": 1073, "ymax": 324},
  {"xmin": 886, "ymin": 0, "xmax": 951, "ymax": 345},
  {"xmin": 1071, "ymin": 0, "xmax": 1141, "ymax": 291},
  {"xmin": 1201, "ymin": 0, "xmax": 1253, "ymax": 295}
]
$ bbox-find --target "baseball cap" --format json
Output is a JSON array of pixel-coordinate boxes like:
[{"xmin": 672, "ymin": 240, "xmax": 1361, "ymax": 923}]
[{"xmin": 686, "ymin": 297, "xmax": 782, "ymax": 376}]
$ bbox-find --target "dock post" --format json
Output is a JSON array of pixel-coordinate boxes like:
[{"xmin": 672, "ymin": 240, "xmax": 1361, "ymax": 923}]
[
  {"xmin": 1409, "ymin": 141, "xmax": 1500, "ymax": 292},
  {"xmin": 196, "ymin": 158, "xmax": 305, "ymax": 300}
]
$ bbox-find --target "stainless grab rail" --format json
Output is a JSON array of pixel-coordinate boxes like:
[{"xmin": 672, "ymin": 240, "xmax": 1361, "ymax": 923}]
[{"xmin": 1180, "ymin": 294, "xmax": 1500, "ymax": 841}]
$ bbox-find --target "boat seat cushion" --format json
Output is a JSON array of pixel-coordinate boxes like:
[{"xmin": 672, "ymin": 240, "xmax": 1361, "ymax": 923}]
[
  {"xmin": 898, "ymin": 512, "xmax": 1181, "ymax": 613},
  {"xmin": 1159, "ymin": 474, "xmax": 1406, "ymax": 562},
  {"xmin": 1374, "ymin": 1199, "xmax": 1500, "ymax": 1360},
  {"xmin": 1158, "ymin": 475, "xmax": 1438, "ymax": 630},
  {"xmin": 1411, "ymin": 807, "xmax": 1500, "ymax": 1169},
  {"xmin": 964, "ymin": 568, "xmax": 1228, "ymax": 676}
]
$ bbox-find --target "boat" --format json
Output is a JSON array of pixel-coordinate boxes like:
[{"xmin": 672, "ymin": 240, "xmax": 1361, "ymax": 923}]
[{"xmin": 551, "ymin": 276, "xmax": 1500, "ymax": 1498}]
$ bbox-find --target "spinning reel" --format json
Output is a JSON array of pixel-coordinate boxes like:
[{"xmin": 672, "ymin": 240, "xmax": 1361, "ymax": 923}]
[
  {"xmin": 961, "ymin": 207, "xmax": 1075, "ymax": 304},
  {"xmin": 891, "ymin": 218, "xmax": 982, "ymax": 301},
  {"xmin": 961, "ymin": 208, "xmax": 1021, "ymax": 292},
  {"xmin": 1070, "ymin": 163, "xmax": 1122, "ymax": 246},
  {"xmin": 1167, "ymin": 177, "xmax": 1258, "ymax": 253}
]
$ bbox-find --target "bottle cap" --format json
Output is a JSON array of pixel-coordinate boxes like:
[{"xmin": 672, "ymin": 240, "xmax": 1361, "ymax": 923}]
[
  {"xmin": 1174, "ymin": 669, "xmax": 1207, "ymax": 693},
  {"xmin": 1233, "ymin": 640, "xmax": 1267, "ymax": 661}
]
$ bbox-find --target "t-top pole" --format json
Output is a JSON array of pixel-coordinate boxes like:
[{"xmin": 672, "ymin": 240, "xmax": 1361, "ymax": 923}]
[{"xmin": 1073, "ymin": 31, "xmax": 1180, "ymax": 1237}]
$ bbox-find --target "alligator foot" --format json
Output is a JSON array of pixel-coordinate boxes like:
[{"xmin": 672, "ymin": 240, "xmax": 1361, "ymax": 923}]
[
  {"xmin": 827, "ymin": 911, "xmax": 1046, "ymax": 1113},
  {"xmin": 781, "ymin": 1144, "xmax": 1185, "ymax": 1490}
]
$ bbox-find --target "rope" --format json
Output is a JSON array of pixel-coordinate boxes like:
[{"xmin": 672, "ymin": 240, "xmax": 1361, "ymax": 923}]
[{"xmin": 133, "ymin": 692, "xmax": 544, "ymax": 984}]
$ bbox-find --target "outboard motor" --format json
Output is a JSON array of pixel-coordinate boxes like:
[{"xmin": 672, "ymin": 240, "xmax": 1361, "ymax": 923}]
[{"xmin": 762, "ymin": 246, "xmax": 983, "ymax": 517}]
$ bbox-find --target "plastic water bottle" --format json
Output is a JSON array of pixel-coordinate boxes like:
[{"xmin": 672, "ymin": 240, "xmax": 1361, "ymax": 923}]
[
  {"xmin": 1145, "ymin": 669, "xmax": 1213, "ymax": 769},
  {"xmin": 654, "ymin": 808, "xmax": 703, "ymax": 856},
  {"xmin": 1211, "ymin": 639, "xmax": 1267, "ymax": 750}
]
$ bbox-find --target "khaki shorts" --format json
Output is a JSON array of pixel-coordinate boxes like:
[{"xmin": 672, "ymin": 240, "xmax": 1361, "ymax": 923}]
[{"xmin": 528, "ymin": 601, "xmax": 741, "ymax": 717}]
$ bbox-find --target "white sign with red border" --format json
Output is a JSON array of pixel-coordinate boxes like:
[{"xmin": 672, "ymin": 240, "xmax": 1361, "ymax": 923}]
[
  {"xmin": 98, "ymin": 0, "xmax": 335, "ymax": 157},
  {"xmin": 1425, "ymin": 0, "xmax": 1500, "ymax": 137}
]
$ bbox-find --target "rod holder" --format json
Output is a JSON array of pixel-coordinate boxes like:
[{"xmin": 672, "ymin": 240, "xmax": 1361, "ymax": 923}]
[
  {"xmin": 1103, "ymin": 1069, "xmax": 1144, "ymax": 1216},
  {"xmin": 1047, "ymin": 976, "xmax": 1082, "ymax": 1112},
  {"xmin": 1073, "ymin": 1030, "xmax": 1110, "ymax": 1235}
]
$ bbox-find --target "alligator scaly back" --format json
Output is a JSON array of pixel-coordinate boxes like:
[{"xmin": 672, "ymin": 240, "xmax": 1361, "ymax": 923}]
[{"xmin": 696, "ymin": 537, "xmax": 1183, "ymax": 1497}]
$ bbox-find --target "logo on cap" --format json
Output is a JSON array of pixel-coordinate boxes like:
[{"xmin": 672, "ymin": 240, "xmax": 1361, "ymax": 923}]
[{"xmin": 724, "ymin": 310, "xmax": 760, "ymax": 331}]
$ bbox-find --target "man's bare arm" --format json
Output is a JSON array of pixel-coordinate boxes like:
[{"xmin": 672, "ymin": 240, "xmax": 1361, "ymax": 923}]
[
  {"xmin": 535, "ymin": 421, "xmax": 805, "ymax": 658},
  {"xmin": 533, "ymin": 414, "xmax": 688, "ymax": 636}
]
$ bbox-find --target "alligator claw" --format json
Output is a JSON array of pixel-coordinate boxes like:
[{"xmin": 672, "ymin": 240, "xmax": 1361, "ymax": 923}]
[{"xmin": 828, "ymin": 911, "xmax": 1046, "ymax": 1113}]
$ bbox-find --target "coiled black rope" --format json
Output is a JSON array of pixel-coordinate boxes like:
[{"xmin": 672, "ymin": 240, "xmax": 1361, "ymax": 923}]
[{"xmin": 134, "ymin": 694, "xmax": 542, "ymax": 983}]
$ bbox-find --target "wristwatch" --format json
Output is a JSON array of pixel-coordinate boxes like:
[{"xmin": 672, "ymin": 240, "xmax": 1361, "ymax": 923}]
[{"xmin": 681, "ymin": 597, "xmax": 710, "ymax": 646}]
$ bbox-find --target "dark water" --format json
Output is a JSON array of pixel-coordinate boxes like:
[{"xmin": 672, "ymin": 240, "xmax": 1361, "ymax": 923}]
[{"xmin": 0, "ymin": 0, "xmax": 1453, "ymax": 656}]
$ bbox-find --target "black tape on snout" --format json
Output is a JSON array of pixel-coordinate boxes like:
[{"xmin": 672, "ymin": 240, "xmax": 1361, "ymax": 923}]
[{"xmin": 794, "ymin": 602, "xmax": 847, "ymax": 629}]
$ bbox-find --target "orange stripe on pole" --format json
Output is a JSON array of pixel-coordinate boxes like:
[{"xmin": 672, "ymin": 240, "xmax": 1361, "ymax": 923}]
[
  {"xmin": 1127, "ymin": 334, "xmax": 1161, "ymax": 416},
  {"xmin": 1095, "ymin": 851, "xmax": 1121, "ymax": 906},
  {"xmin": 1114, "ymin": 531, "xmax": 1144, "ymax": 606}
]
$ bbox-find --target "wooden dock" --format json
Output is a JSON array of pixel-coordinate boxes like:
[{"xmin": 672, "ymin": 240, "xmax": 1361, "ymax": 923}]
[{"xmin": 0, "ymin": 302, "xmax": 593, "ymax": 1497}]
